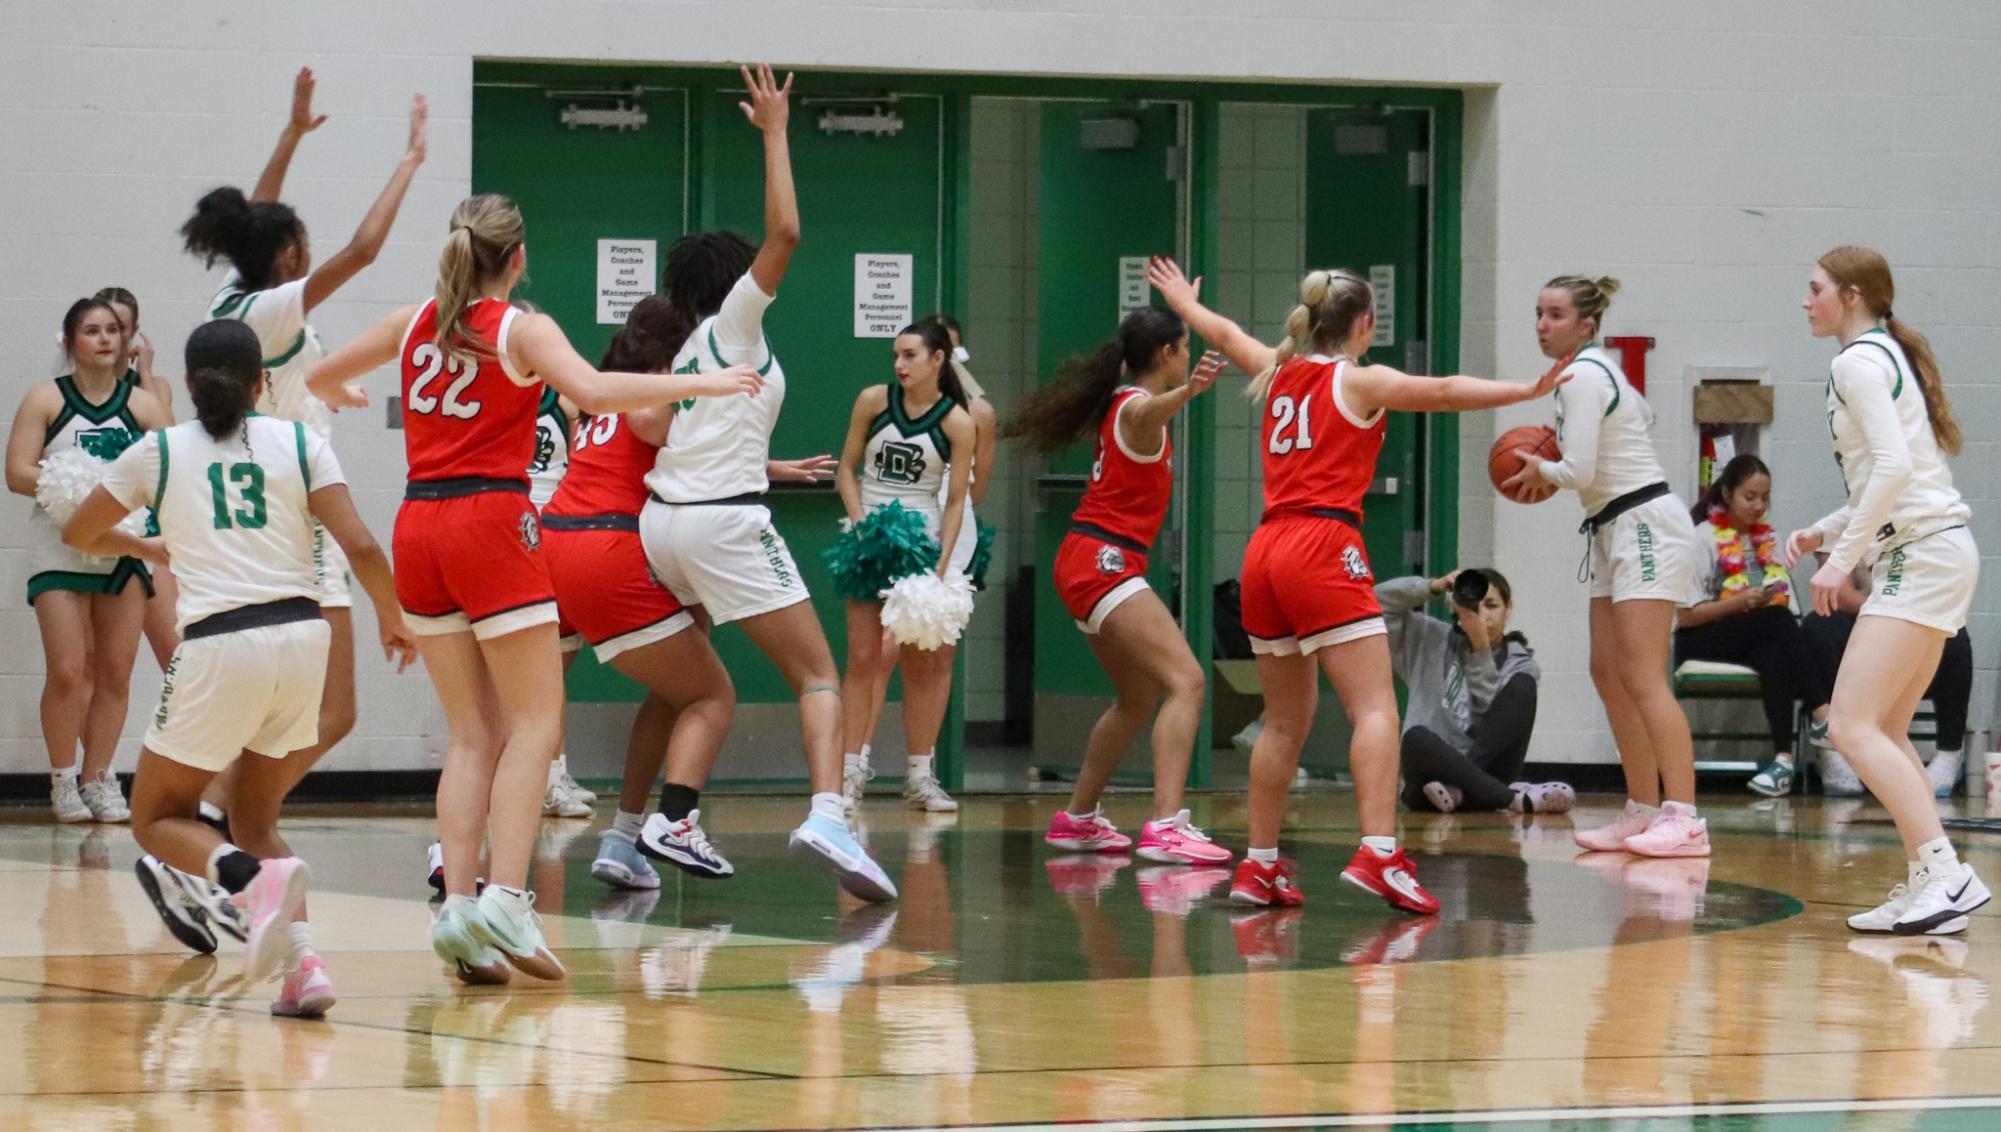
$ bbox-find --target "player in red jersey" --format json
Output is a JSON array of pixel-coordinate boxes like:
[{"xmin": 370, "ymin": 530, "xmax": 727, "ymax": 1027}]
[
  {"xmin": 543, "ymin": 299, "xmax": 832, "ymax": 893},
  {"xmin": 306, "ymin": 195, "xmax": 760, "ymax": 984},
  {"xmin": 1149, "ymin": 258, "xmax": 1569, "ymax": 916},
  {"xmin": 1002, "ymin": 308, "xmax": 1233, "ymax": 867}
]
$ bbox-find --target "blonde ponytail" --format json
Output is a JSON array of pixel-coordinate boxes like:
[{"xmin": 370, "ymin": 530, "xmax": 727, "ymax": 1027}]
[
  {"xmin": 1248, "ymin": 269, "xmax": 1372, "ymax": 401},
  {"xmin": 1544, "ymin": 274, "xmax": 1620, "ymax": 338},
  {"xmin": 1819, "ymin": 245, "xmax": 1961, "ymax": 456},
  {"xmin": 434, "ymin": 194, "xmax": 525, "ymax": 361}
]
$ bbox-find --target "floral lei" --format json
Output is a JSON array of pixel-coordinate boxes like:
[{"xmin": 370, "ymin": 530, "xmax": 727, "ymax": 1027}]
[{"xmin": 1709, "ymin": 505, "xmax": 1788, "ymax": 603}]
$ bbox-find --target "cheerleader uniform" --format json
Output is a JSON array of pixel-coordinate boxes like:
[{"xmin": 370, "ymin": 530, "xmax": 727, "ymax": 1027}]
[
  {"xmin": 852, "ymin": 383, "xmax": 967, "ymax": 586},
  {"xmin": 25, "ymin": 376, "xmax": 153, "ymax": 602},
  {"xmin": 1053, "ymin": 385, "xmax": 1171, "ymax": 633}
]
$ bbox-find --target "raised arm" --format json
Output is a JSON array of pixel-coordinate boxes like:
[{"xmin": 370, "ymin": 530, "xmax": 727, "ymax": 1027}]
[
  {"xmin": 1119, "ymin": 351, "xmax": 1222, "ymax": 454},
  {"xmin": 302, "ymin": 95, "xmax": 427, "ymax": 313},
  {"xmin": 307, "ymin": 306, "xmax": 416, "ymax": 410},
  {"xmin": 835, "ymin": 388, "xmax": 881, "ymax": 525},
  {"xmin": 252, "ymin": 67, "xmax": 329, "ymax": 203},
  {"xmin": 509, "ymin": 312, "xmax": 762, "ymax": 416},
  {"xmin": 741, "ymin": 64, "xmax": 799, "ymax": 296},
  {"xmin": 1146, "ymin": 257, "xmax": 1276, "ymax": 377}
]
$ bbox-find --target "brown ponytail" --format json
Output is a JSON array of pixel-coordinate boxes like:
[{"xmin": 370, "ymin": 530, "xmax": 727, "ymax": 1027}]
[
  {"xmin": 1003, "ymin": 307, "xmax": 1186, "ymax": 453},
  {"xmin": 435, "ymin": 194, "xmax": 525, "ymax": 361},
  {"xmin": 1818, "ymin": 245, "xmax": 1961, "ymax": 456}
]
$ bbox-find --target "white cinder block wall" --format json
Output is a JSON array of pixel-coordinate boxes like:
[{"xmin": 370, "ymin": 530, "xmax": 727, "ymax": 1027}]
[{"xmin": 5, "ymin": 1, "xmax": 2000, "ymax": 774}]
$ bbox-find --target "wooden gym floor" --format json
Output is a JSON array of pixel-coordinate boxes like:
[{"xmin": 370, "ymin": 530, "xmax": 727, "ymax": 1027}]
[{"xmin": 0, "ymin": 790, "xmax": 1995, "ymax": 1130}]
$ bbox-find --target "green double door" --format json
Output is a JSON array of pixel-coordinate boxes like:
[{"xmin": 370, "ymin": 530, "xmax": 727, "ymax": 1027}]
[{"xmin": 1028, "ymin": 101, "xmax": 1189, "ymax": 755}]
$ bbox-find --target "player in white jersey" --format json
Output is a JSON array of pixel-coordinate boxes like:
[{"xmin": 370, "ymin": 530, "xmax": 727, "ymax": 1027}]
[
  {"xmin": 178, "ymin": 69, "xmax": 425, "ymax": 831},
  {"xmin": 832, "ymin": 322, "xmax": 976, "ymax": 815},
  {"xmin": 640, "ymin": 64, "xmax": 896, "ymax": 903},
  {"xmin": 7, "ymin": 298, "xmax": 169, "ymax": 824},
  {"xmin": 1504, "ymin": 275, "xmax": 1707, "ymax": 859},
  {"xmin": 95, "ymin": 286, "xmax": 186, "ymax": 676},
  {"xmin": 1784, "ymin": 246, "xmax": 1987, "ymax": 936},
  {"xmin": 63, "ymin": 320, "xmax": 414, "ymax": 1015},
  {"xmin": 842, "ymin": 316, "xmax": 995, "ymax": 814}
]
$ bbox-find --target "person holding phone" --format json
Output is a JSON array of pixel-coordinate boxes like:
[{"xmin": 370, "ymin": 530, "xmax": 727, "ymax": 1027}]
[
  {"xmin": 1675, "ymin": 455, "xmax": 1832, "ymax": 798},
  {"xmin": 1378, "ymin": 569, "xmax": 1571, "ymax": 815}
]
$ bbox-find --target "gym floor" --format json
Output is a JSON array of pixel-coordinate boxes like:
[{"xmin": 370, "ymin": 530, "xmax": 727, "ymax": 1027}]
[{"xmin": 1, "ymin": 790, "xmax": 1994, "ymax": 1129}]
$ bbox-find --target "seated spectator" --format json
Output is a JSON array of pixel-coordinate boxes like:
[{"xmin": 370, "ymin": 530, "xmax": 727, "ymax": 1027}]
[
  {"xmin": 1802, "ymin": 568, "xmax": 1974, "ymax": 799},
  {"xmin": 1381, "ymin": 568, "xmax": 1573, "ymax": 815},
  {"xmin": 1676, "ymin": 455, "xmax": 1832, "ymax": 798}
]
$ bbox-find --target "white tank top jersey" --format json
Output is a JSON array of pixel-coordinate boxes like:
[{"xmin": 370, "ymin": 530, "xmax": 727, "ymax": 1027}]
[
  {"xmin": 209, "ymin": 273, "xmax": 331, "ymax": 437},
  {"xmin": 860, "ymin": 385, "xmax": 954, "ymax": 515},
  {"xmin": 527, "ymin": 387, "xmax": 571, "ymax": 508},
  {"xmin": 100, "ymin": 416, "xmax": 346, "ymax": 632},
  {"xmin": 1814, "ymin": 328, "xmax": 1970, "ymax": 572},
  {"xmin": 1537, "ymin": 344, "xmax": 1667, "ymax": 517},
  {"xmin": 646, "ymin": 273, "xmax": 786, "ymax": 503}
]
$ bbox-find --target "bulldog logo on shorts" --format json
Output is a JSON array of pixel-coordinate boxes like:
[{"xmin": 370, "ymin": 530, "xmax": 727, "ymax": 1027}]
[
  {"xmin": 1095, "ymin": 545, "xmax": 1126, "ymax": 575},
  {"xmin": 519, "ymin": 511, "xmax": 542, "ymax": 551},
  {"xmin": 1341, "ymin": 546, "xmax": 1370, "ymax": 580}
]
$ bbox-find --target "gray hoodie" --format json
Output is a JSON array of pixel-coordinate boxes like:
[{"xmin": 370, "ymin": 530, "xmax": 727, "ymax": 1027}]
[{"xmin": 1377, "ymin": 575, "xmax": 1540, "ymax": 753}]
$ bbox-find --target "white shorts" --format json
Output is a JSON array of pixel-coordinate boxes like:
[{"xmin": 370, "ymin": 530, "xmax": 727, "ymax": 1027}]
[
  {"xmin": 1861, "ymin": 526, "xmax": 1978, "ymax": 634},
  {"xmin": 1249, "ymin": 617, "xmax": 1387, "ymax": 657},
  {"xmin": 311, "ymin": 520, "xmax": 353, "ymax": 609},
  {"xmin": 639, "ymin": 500, "xmax": 810, "ymax": 626},
  {"xmin": 1079, "ymin": 577, "xmax": 1151, "ymax": 634},
  {"xmin": 146, "ymin": 618, "xmax": 332, "ymax": 772},
  {"xmin": 1587, "ymin": 493, "xmax": 1701, "ymax": 603}
]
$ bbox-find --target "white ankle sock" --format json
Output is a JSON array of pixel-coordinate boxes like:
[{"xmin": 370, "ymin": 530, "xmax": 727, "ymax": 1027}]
[
  {"xmin": 843, "ymin": 752, "xmax": 862, "ymax": 771},
  {"xmin": 1248, "ymin": 846, "xmax": 1279, "ymax": 864},
  {"xmin": 287, "ymin": 921, "xmax": 314, "ymax": 964},
  {"xmin": 909, "ymin": 753, "xmax": 935, "ymax": 780},
  {"xmin": 1361, "ymin": 835, "xmax": 1397, "ymax": 858},
  {"xmin": 1662, "ymin": 800, "xmax": 1698, "ymax": 818},
  {"xmin": 51, "ymin": 763, "xmax": 78, "ymax": 782},
  {"xmin": 1918, "ymin": 836, "xmax": 1959, "ymax": 874},
  {"xmin": 811, "ymin": 792, "xmax": 845, "ymax": 821},
  {"xmin": 613, "ymin": 810, "xmax": 644, "ymax": 839}
]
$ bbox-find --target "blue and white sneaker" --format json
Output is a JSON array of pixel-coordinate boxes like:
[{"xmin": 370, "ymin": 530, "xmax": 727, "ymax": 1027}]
[
  {"xmin": 789, "ymin": 812, "xmax": 898, "ymax": 903},
  {"xmin": 637, "ymin": 810, "xmax": 734, "ymax": 880},
  {"xmin": 592, "ymin": 829, "xmax": 663, "ymax": 889}
]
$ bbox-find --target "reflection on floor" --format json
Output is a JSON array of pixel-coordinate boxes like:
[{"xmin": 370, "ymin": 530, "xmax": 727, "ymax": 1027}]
[{"xmin": 0, "ymin": 791, "xmax": 1994, "ymax": 1129}]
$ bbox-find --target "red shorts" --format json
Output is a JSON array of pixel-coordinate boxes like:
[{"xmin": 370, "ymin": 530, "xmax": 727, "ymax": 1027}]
[
  {"xmin": 1054, "ymin": 532, "xmax": 1152, "ymax": 634},
  {"xmin": 543, "ymin": 521, "xmax": 693, "ymax": 662},
  {"xmin": 393, "ymin": 491, "xmax": 557, "ymax": 640},
  {"xmin": 1239, "ymin": 514, "xmax": 1386, "ymax": 655}
]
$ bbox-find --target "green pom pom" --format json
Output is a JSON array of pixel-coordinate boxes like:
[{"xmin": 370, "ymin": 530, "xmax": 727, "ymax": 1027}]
[
  {"xmin": 967, "ymin": 520, "xmax": 998, "ymax": 591},
  {"xmin": 823, "ymin": 501, "xmax": 939, "ymax": 602}
]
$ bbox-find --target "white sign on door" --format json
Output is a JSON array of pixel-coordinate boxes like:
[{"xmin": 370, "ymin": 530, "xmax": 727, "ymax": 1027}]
[
  {"xmin": 1117, "ymin": 256, "xmax": 1151, "ymax": 320},
  {"xmin": 1369, "ymin": 264, "xmax": 1395, "ymax": 347},
  {"xmin": 854, "ymin": 254, "xmax": 913, "ymax": 338},
  {"xmin": 596, "ymin": 239, "xmax": 656, "ymax": 325}
]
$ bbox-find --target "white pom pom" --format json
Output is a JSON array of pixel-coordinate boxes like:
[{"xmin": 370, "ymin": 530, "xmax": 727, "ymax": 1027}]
[
  {"xmin": 880, "ymin": 572, "xmax": 975, "ymax": 651},
  {"xmin": 35, "ymin": 447, "xmax": 107, "ymax": 525}
]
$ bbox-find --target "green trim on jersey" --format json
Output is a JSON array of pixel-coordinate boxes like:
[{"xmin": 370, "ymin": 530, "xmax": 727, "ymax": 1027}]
[
  {"xmin": 293, "ymin": 422, "xmax": 312, "ymax": 491},
  {"xmin": 706, "ymin": 326, "xmax": 775, "ymax": 377},
  {"xmin": 538, "ymin": 386, "xmax": 571, "ymax": 440},
  {"xmin": 210, "ymin": 289, "xmax": 253, "ymax": 319},
  {"xmin": 887, "ymin": 384, "xmax": 956, "ymax": 461},
  {"xmin": 1841, "ymin": 330, "xmax": 1905, "ymax": 401},
  {"xmin": 47, "ymin": 376, "xmax": 141, "ymax": 452},
  {"xmin": 1571, "ymin": 355, "xmax": 1620, "ymax": 418},
  {"xmin": 27, "ymin": 558, "xmax": 153, "ymax": 602},
  {"xmin": 263, "ymin": 329, "xmax": 308, "ymax": 370},
  {"xmin": 151, "ymin": 429, "xmax": 170, "ymax": 511}
]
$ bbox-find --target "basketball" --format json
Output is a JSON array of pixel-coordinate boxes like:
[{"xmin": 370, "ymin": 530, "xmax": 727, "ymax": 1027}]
[{"xmin": 1489, "ymin": 425, "xmax": 1560, "ymax": 503}]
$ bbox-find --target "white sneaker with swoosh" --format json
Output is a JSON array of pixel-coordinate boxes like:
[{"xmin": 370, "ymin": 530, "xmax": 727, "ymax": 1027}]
[{"xmin": 1892, "ymin": 863, "xmax": 1990, "ymax": 937}]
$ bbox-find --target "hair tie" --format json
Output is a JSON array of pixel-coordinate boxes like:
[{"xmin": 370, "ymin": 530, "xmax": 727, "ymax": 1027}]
[{"xmin": 1883, "ymin": 310, "xmax": 1895, "ymax": 321}]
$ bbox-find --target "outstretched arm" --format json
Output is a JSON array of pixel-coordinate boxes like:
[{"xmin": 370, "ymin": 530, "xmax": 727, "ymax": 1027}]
[
  {"xmin": 307, "ymin": 306, "xmax": 417, "ymax": 410},
  {"xmin": 510, "ymin": 312, "xmax": 763, "ymax": 416},
  {"xmin": 302, "ymin": 95, "xmax": 427, "ymax": 314},
  {"xmin": 252, "ymin": 67, "xmax": 329, "ymax": 203},
  {"xmin": 1346, "ymin": 354, "xmax": 1572, "ymax": 418},
  {"xmin": 742, "ymin": 64, "xmax": 799, "ymax": 296},
  {"xmin": 1119, "ymin": 351, "xmax": 1223, "ymax": 454},
  {"xmin": 1146, "ymin": 257, "xmax": 1275, "ymax": 377}
]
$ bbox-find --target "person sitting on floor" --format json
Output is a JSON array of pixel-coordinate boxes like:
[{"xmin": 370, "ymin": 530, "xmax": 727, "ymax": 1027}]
[{"xmin": 1381, "ymin": 568, "xmax": 1573, "ymax": 815}]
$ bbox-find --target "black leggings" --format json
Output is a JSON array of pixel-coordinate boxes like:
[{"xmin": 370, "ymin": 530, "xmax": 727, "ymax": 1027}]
[
  {"xmin": 1674, "ymin": 604, "xmax": 1830, "ymax": 756},
  {"xmin": 1400, "ymin": 674, "xmax": 1538, "ymax": 812},
  {"xmin": 1801, "ymin": 613, "xmax": 1972, "ymax": 749}
]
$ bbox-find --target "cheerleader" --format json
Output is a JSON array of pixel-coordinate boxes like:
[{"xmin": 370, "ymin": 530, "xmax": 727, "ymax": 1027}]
[
  {"xmin": 829, "ymin": 322, "xmax": 976, "ymax": 815},
  {"xmin": 1502, "ymin": 276, "xmax": 1708, "ymax": 858},
  {"xmin": 95, "ymin": 286, "xmax": 184, "ymax": 677},
  {"xmin": 179, "ymin": 69, "xmax": 426, "ymax": 832},
  {"xmin": 5, "ymin": 298, "xmax": 168, "ymax": 823},
  {"xmin": 1002, "ymin": 307, "xmax": 1232, "ymax": 863},
  {"xmin": 1149, "ymin": 258, "xmax": 1569, "ymax": 914},
  {"xmin": 1785, "ymin": 246, "xmax": 1986, "ymax": 935},
  {"xmin": 841, "ymin": 315, "xmax": 996, "ymax": 813},
  {"xmin": 640, "ymin": 65, "xmax": 897, "ymax": 902},
  {"xmin": 63, "ymin": 319, "xmax": 415, "ymax": 1015},
  {"xmin": 306, "ymin": 193, "xmax": 761, "ymax": 983}
]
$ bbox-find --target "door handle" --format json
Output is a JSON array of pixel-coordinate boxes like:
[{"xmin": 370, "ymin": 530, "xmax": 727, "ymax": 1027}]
[{"xmin": 1367, "ymin": 477, "xmax": 1399, "ymax": 496}]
